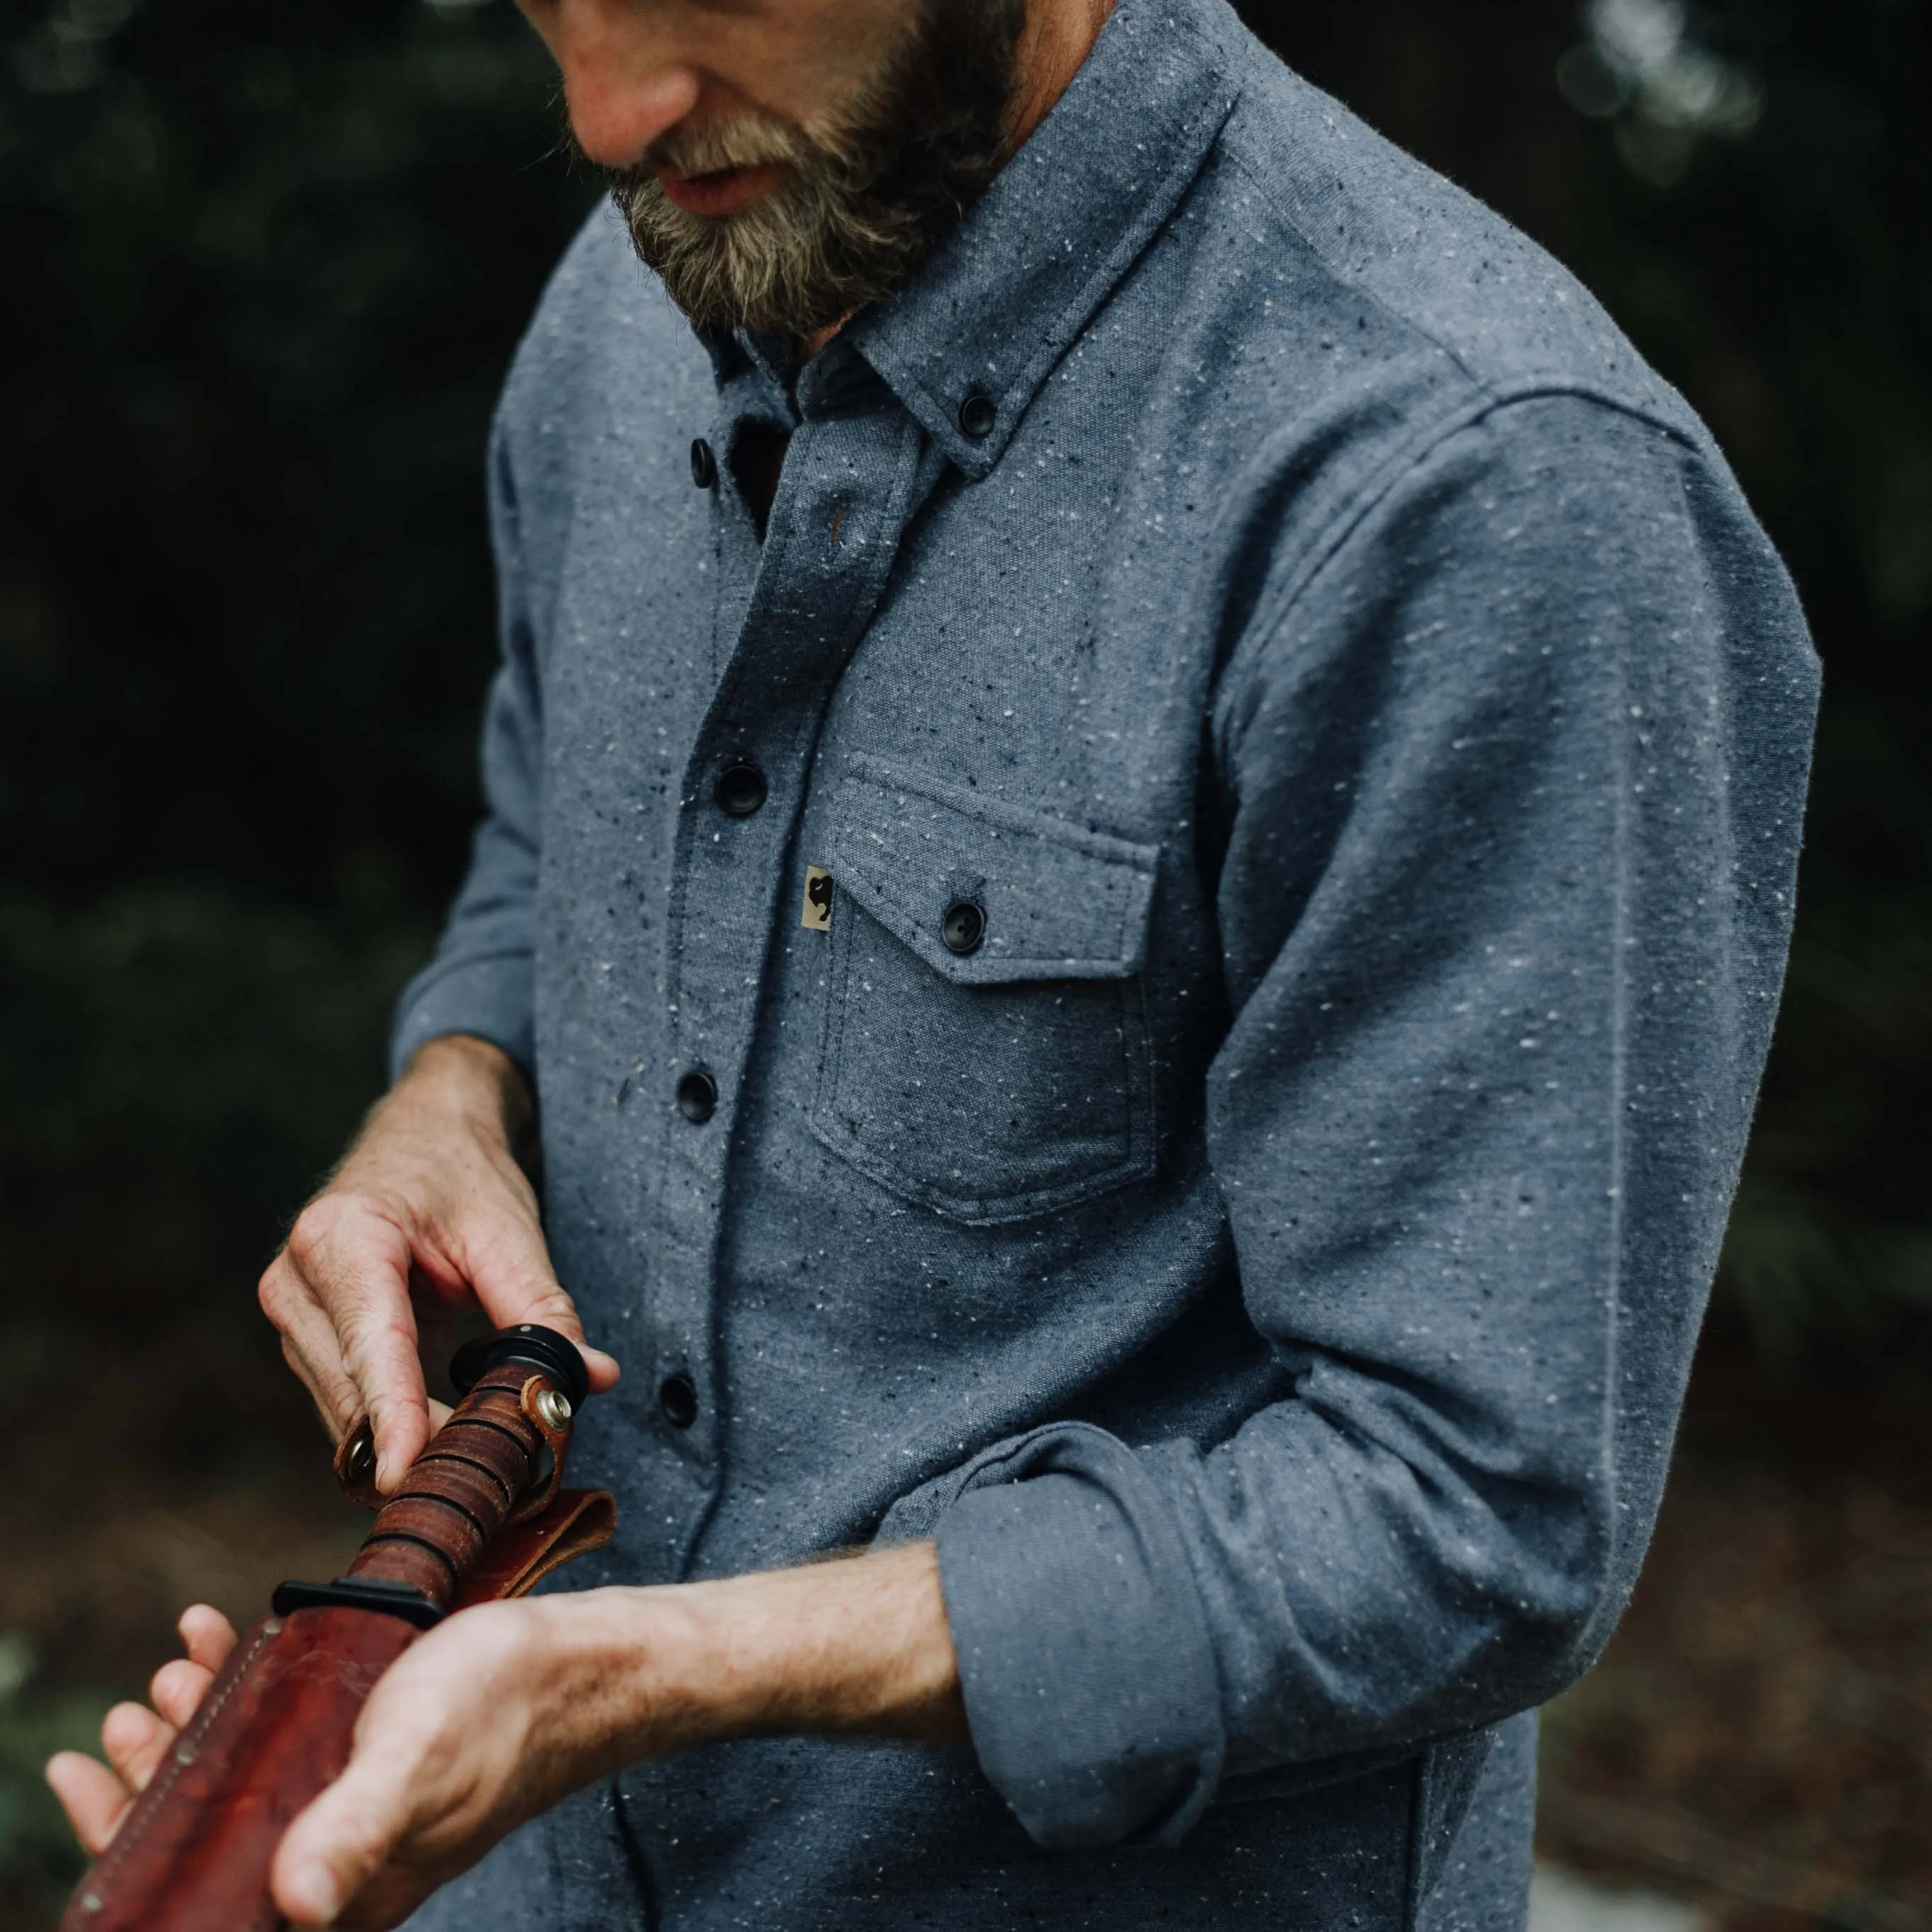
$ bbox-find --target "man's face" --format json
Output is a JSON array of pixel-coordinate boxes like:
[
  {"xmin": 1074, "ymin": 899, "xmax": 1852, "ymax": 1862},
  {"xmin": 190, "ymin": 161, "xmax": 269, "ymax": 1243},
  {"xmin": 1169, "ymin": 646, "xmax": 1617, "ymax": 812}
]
[{"xmin": 516, "ymin": 0, "xmax": 1026, "ymax": 338}]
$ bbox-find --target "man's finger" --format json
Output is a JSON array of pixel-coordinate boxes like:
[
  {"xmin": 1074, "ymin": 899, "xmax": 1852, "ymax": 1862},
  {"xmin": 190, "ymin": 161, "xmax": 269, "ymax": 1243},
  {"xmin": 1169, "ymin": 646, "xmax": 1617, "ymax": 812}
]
[
  {"xmin": 150, "ymin": 1658, "xmax": 216, "ymax": 1731},
  {"xmin": 286, "ymin": 1200, "xmax": 432, "ymax": 1489},
  {"xmin": 271, "ymin": 1743, "xmax": 420, "ymax": 1929},
  {"xmin": 261, "ymin": 1253, "xmax": 370, "ymax": 1439},
  {"xmin": 178, "ymin": 1602, "xmax": 240, "ymax": 1674},
  {"xmin": 460, "ymin": 1213, "xmax": 620, "ymax": 1392},
  {"xmin": 45, "ymin": 1751, "xmax": 135, "ymax": 1857},
  {"xmin": 343, "ymin": 1306, "xmax": 433, "ymax": 1492},
  {"xmin": 99, "ymin": 1700, "xmax": 176, "ymax": 1796}
]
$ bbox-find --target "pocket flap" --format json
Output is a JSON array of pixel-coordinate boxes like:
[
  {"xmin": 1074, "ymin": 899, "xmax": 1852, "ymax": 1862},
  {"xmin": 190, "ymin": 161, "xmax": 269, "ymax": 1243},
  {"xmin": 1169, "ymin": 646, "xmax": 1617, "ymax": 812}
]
[{"xmin": 826, "ymin": 755, "xmax": 1160, "ymax": 984}]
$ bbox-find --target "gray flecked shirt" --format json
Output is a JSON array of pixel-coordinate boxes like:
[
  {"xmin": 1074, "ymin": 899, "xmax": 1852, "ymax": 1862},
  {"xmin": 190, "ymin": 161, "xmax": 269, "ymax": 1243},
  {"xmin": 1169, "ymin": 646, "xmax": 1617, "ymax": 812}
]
[{"xmin": 392, "ymin": 0, "xmax": 1819, "ymax": 1926}]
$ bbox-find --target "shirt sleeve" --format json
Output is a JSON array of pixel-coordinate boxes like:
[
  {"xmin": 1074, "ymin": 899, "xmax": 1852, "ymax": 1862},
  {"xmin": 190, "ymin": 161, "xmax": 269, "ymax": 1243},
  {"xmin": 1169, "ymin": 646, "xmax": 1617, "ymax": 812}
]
[
  {"xmin": 389, "ymin": 421, "xmax": 545, "ymax": 1081},
  {"xmin": 931, "ymin": 392, "xmax": 1821, "ymax": 1846}
]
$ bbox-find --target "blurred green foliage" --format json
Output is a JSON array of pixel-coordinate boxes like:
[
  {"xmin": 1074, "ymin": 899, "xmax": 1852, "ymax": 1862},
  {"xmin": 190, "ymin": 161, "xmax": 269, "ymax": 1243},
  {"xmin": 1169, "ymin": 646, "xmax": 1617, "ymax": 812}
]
[
  {"xmin": 0, "ymin": 1631, "xmax": 111, "ymax": 1909},
  {"xmin": 0, "ymin": 0, "xmax": 594, "ymax": 1362},
  {"xmin": 0, "ymin": 0, "xmax": 1926, "ymax": 1422},
  {"xmin": 2, "ymin": 13, "xmax": 584, "ymax": 1899}
]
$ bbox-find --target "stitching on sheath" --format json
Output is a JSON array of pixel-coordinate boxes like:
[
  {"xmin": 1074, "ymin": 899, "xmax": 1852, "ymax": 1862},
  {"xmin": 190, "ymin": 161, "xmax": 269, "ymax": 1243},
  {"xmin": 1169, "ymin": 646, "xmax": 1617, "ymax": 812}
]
[{"xmin": 87, "ymin": 1618, "xmax": 281, "ymax": 1889}]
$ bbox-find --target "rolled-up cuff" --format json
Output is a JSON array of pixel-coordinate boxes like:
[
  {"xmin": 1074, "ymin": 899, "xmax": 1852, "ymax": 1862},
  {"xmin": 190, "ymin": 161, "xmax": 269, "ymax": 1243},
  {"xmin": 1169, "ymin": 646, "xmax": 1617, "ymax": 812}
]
[
  {"xmin": 389, "ymin": 949, "xmax": 535, "ymax": 1083},
  {"xmin": 933, "ymin": 1423, "xmax": 1226, "ymax": 1848}
]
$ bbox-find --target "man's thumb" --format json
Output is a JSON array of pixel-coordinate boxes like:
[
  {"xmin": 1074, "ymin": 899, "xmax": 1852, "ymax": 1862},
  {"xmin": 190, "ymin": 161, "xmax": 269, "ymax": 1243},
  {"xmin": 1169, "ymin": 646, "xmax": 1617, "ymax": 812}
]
[
  {"xmin": 460, "ymin": 1213, "xmax": 621, "ymax": 1392},
  {"xmin": 273, "ymin": 1755, "xmax": 410, "ymax": 1928}
]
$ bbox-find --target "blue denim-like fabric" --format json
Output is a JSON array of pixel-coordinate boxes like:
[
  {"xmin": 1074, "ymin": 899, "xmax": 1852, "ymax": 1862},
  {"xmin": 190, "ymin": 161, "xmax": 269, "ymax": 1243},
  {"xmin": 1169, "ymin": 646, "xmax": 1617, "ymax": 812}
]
[{"xmin": 392, "ymin": 0, "xmax": 1819, "ymax": 1923}]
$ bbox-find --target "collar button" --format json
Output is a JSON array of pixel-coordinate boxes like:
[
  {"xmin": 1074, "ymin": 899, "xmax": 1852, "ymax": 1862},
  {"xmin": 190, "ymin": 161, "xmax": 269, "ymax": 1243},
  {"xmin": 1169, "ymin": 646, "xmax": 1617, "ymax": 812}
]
[{"xmin": 956, "ymin": 391, "xmax": 997, "ymax": 440}]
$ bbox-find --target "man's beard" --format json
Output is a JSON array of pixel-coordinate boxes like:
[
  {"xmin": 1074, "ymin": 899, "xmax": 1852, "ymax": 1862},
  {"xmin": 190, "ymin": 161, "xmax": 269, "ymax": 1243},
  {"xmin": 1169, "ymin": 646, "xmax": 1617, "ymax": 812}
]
[{"xmin": 596, "ymin": 0, "xmax": 1026, "ymax": 338}]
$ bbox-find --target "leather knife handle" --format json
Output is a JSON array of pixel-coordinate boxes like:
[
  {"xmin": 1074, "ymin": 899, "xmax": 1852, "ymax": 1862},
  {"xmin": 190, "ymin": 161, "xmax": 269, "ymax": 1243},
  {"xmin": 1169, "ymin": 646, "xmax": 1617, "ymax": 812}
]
[
  {"xmin": 345, "ymin": 1361, "xmax": 564, "ymax": 1606},
  {"xmin": 57, "ymin": 1326, "xmax": 615, "ymax": 1932}
]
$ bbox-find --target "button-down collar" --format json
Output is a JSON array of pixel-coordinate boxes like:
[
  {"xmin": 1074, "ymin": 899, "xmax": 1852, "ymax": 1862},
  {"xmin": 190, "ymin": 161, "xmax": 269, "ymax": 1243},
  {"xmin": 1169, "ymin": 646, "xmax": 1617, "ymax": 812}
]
[
  {"xmin": 699, "ymin": 0, "xmax": 1238, "ymax": 477},
  {"xmin": 853, "ymin": 0, "xmax": 1237, "ymax": 477}
]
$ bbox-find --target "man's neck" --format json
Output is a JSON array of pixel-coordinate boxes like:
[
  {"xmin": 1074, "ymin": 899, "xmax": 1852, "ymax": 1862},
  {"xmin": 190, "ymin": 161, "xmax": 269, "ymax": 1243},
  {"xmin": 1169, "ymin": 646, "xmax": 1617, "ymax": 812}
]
[
  {"xmin": 797, "ymin": 0, "xmax": 1118, "ymax": 364},
  {"xmin": 1008, "ymin": 0, "xmax": 1120, "ymax": 155}
]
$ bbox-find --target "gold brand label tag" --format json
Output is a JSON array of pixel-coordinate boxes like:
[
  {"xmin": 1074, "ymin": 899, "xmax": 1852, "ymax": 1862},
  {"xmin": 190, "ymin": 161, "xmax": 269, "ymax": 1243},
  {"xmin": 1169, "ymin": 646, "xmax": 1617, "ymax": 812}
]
[{"xmin": 801, "ymin": 866, "xmax": 833, "ymax": 932}]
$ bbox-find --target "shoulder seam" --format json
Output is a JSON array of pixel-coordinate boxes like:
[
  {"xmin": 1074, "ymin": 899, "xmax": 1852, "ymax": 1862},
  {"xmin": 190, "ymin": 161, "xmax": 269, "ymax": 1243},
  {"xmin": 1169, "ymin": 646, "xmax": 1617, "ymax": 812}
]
[
  {"xmin": 1212, "ymin": 382, "xmax": 1715, "ymax": 775},
  {"xmin": 1218, "ymin": 130, "xmax": 1484, "ymax": 396}
]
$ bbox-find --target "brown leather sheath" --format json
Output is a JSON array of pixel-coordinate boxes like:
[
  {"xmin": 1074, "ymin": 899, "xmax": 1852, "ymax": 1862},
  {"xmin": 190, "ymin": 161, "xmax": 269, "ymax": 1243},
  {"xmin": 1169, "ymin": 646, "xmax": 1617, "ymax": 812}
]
[{"xmin": 60, "ymin": 1343, "xmax": 616, "ymax": 1932}]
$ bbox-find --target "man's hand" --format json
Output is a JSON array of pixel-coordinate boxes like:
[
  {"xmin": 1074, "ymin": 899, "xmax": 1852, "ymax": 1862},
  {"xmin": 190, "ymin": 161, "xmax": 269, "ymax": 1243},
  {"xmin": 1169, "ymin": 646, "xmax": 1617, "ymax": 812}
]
[
  {"xmin": 45, "ymin": 1605, "xmax": 241, "ymax": 1858},
  {"xmin": 258, "ymin": 1035, "xmax": 619, "ymax": 1492},
  {"xmin": 271, "ymin": 1542, "xmax": 965, "ymax": 1928},
  {"xmin": 47, "ymin": 1545, "xmax": 965, "ymax": 1931}
]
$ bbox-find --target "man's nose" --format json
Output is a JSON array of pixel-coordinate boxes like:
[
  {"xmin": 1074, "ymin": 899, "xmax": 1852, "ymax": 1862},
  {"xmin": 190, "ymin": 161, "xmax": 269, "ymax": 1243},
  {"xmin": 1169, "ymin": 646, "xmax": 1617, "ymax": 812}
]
[{"xmin": 526, "ymin": 0, "xmax": 704, "ymax": 168}]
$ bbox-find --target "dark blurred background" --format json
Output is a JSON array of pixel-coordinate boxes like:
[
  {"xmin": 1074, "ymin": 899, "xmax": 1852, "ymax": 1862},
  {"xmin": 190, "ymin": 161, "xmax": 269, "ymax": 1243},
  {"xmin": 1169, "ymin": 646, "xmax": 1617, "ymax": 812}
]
[{"xmin": 1, "ymin": 1, "xmax": 1926, "ymax": 1925}]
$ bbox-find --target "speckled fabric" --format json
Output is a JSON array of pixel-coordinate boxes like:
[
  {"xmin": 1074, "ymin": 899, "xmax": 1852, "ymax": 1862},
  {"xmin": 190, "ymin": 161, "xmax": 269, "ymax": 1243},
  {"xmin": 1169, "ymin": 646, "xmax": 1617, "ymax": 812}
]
[{"xmin": 392, "ymin": 0, "xmax": 1818, "ymax": 1924}]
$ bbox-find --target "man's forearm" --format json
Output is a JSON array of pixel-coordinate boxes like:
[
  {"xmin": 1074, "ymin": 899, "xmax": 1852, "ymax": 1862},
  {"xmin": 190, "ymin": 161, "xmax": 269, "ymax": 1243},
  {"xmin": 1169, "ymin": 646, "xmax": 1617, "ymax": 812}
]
[
  {"xmin": 236, "ymin": 1542, "xmax": 966, "ymax": 1923},
  {"xmin": 536, "ymin": 1541, "xmax": 969, "ymax": 1769}
]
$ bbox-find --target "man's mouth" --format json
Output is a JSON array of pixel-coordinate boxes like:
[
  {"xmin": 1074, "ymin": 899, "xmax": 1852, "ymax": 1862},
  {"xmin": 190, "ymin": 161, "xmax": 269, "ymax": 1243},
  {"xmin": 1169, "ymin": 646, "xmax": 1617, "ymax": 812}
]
[{"xmin": 655, "ymin": 162, "xmax": 787, "ymax": 218}]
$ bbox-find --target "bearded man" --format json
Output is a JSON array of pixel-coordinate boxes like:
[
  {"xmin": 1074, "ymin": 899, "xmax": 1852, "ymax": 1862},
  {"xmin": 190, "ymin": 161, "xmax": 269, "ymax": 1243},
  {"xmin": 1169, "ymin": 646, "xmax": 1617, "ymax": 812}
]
[{"xmin": 50, "ymin": 0, "xmax": 1819, "ymax": 1927}]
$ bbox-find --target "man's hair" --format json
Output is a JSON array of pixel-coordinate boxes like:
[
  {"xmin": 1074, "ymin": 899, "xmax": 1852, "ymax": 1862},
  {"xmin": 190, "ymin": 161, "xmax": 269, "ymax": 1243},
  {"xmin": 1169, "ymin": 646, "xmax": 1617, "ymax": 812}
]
[{"xmin": 594, "ymin": 0, "xmax": 1026, "ymax": 339}]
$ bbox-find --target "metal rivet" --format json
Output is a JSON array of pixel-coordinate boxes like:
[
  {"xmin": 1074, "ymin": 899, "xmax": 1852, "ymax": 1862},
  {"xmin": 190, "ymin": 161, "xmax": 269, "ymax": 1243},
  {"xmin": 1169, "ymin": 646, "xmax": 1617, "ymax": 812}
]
[
  {"xmin": 343, "ymin": 1434, "xmax": 374, "ymax": 1483},
  {"xmin": 79, "ymin": 1893, "xmax": 102, "ymax": 1914},
  {"xmin": 533, "ymin": 1386, "xmax": 573, "ymax": 1431},
  {"xmin": 956, "ymin": 390, "xmax": 996, "ymax": 440},
  {"xmin": 263, "ymin": 1619, "xmax": 283, "ymax": 1638},
  {"xmin": 690, "ymin": 437, "xmax": 718, "ymax": 489},
  {"xmin": 174, "ymin": 1742, "xmax": 198, "ymax": 1767}
]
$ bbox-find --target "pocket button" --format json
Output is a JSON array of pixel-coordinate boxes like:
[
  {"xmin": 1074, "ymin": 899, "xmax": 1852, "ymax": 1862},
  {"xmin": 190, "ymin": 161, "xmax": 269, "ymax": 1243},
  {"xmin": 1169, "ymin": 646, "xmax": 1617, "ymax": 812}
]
[{"xmin": 941, "ymin": 900, "xmax": 986, "ymax": 956}]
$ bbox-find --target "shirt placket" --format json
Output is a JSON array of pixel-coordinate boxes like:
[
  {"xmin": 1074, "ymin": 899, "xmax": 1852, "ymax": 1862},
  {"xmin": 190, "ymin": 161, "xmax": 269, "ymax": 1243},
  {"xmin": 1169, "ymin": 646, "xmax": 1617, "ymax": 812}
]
[{"xmin": 650, "ymin": 354, "xmax": 932, "ymax": 1572}]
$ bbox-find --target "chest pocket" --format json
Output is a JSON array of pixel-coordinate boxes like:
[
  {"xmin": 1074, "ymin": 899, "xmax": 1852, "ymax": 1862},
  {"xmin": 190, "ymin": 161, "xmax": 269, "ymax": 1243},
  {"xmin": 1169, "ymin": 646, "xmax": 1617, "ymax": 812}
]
[{"xmin": 811, "ymin": 755, "xmax": 1161, "ymax": 1226}]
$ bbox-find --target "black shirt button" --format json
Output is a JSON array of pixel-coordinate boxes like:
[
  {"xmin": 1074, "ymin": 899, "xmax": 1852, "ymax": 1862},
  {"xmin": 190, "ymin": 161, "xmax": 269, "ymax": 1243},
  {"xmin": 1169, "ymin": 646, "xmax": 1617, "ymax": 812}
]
[
  {"xmin": 658, "ymin": 1372, "xmax": 699, "ymax": 1429},
  {"xmin": 716, "ymin": 762, "xmax": 767, "ymax": 818},
  {"xmin": 690, "ymin": 438, "xmax": 718, "ymax": 489},
  {"xmin": 956, "ymin": 390, "xmax": 997, "ymax": 440},
  {"xmin": 675, "ymin": 1070, "xmax": 718, "ymax": 1123},
  {"xmin": 941, "ymin": 900, "xmax": 986, "ymax": 956}
]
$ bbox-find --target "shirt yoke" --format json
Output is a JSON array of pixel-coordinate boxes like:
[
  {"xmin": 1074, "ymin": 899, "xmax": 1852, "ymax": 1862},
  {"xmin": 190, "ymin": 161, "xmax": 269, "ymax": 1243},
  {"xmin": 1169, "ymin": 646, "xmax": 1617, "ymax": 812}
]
[{"xmin": 1211, "ymin": 49, "xmax": 1697, "ymax": 446}]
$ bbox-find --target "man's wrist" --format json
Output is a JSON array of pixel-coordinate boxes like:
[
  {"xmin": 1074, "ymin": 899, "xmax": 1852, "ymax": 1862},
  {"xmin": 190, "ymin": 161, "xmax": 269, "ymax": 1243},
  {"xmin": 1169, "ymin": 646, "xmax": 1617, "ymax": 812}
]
[
  {"xmin": 396, "ymin": 1035, "xmax": 533, "ymax": 1145},
  {"xmin": 549, "ymin": 1543, "xmax": 968, "ymax": 1768}
]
